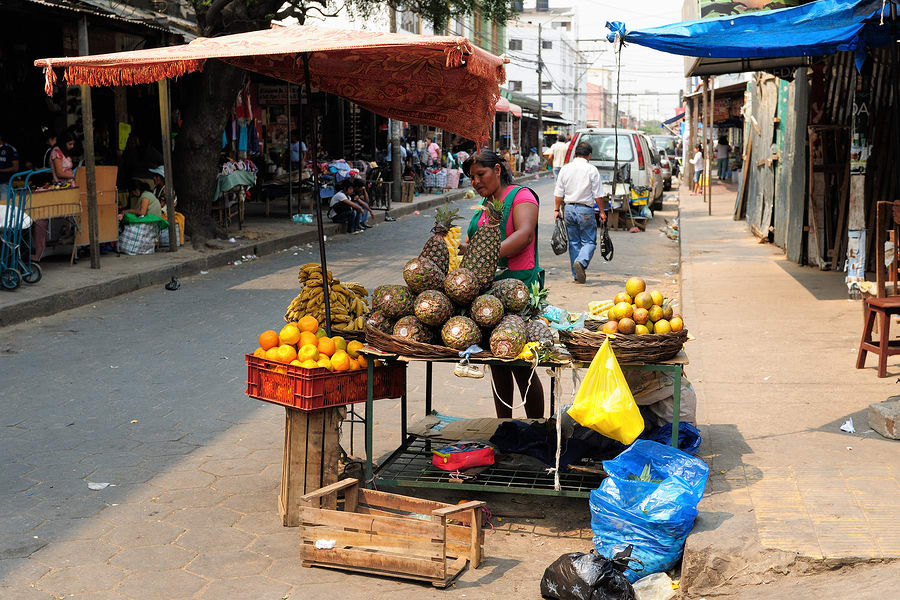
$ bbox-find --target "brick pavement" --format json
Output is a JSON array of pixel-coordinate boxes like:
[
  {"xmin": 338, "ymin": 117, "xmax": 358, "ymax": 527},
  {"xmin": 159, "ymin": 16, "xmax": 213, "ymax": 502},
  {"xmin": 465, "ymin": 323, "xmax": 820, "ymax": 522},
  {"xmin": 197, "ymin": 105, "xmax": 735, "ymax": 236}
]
[{"xmin": 0, "ymin": 178, "xmax": 680, "ymax": 599}]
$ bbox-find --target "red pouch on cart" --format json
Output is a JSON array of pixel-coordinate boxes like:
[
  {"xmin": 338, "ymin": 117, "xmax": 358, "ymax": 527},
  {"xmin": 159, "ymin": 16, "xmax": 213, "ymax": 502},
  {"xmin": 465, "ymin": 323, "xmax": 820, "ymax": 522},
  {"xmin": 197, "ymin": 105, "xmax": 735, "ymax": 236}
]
[{"xmin": 431, "ymin": 442, "xmax": 495, "ymax": 471}]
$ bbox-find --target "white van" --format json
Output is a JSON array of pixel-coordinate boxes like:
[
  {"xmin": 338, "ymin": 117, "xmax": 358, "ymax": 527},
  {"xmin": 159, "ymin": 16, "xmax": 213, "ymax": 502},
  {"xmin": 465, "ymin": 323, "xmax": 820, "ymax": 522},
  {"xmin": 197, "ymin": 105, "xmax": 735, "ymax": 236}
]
[{"xmin": 564, "ymin": 128, "xmax": 664, "ymax": 210}]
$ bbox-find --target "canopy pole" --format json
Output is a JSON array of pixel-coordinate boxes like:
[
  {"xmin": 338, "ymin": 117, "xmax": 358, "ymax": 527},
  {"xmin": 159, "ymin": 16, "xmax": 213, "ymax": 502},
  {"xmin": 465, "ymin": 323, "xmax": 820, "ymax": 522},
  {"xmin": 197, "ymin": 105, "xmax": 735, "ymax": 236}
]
[
  {"xmin": 78, "ymin": 16, "xmax": 100, "ymax": 268},
  {"xmin": 302, "ymin": 53, "xmax": 332, "ymax": 336},
  {"xmin": 158, "ymin": 78, "xmax": 177, "ymax": 252},
  {"xmin": 709, "ymin": 77, "xmax": 715, "ymax": 215},
  {"xmin": 287, "ymin": 83, "xmax": 293, "ymax": 219}
]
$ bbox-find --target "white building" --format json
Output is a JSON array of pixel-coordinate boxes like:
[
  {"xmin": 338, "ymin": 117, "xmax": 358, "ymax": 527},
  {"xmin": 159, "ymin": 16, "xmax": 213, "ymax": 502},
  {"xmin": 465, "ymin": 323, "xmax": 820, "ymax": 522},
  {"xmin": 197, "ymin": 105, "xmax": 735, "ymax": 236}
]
[{"xmin": 504, "ymin": 2, "xmax": 584, "ymax": 127}]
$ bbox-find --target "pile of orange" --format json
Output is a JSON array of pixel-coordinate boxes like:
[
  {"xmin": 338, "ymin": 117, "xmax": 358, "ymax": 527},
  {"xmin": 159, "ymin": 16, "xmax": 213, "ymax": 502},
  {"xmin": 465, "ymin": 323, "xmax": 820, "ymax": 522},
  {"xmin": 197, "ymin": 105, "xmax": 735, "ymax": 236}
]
[{"xmin": 252, "ymin": 316, "xmax": 371, "ymax": 372}]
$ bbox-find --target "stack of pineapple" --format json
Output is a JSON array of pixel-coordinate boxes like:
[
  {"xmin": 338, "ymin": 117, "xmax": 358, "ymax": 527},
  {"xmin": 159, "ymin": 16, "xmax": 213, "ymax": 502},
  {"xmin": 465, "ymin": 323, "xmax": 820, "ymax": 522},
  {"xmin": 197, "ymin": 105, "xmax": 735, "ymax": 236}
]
[
  {"xmin": 285, "ymin": 264, "xmax": 370, "ymax": 332},
  {"xmin": 366, "ymin": 205, "xmax": 554, "ymax": 358}
]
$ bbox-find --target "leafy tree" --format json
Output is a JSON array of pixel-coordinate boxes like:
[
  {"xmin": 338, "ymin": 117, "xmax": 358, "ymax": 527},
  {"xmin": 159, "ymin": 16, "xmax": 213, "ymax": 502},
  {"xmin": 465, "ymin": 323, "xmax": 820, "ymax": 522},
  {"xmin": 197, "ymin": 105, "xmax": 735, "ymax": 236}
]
[{"xmin": 177, "ymin": 0, "xmax": 515, "ymax": 248}]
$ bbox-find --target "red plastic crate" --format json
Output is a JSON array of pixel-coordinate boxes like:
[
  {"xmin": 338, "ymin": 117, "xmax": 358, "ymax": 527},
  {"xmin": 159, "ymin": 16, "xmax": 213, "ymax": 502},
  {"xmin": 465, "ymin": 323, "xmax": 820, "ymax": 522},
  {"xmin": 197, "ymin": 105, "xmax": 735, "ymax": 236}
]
[{"xmin": 245, "ymin": 354, "xmax": 406, "ymax": 411}]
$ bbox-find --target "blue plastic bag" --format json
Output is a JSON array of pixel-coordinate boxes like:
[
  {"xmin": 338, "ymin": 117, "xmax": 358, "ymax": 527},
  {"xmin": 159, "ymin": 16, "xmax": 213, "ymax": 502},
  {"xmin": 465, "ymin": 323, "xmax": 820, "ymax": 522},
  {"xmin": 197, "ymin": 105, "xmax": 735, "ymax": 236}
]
[
  {"xmin": 640, "ymin": 422, "xmax": 702, "ymax": 455},
  {"xmin": 590, "ymin": 440, "xmax": 709, "ymax": 582}
]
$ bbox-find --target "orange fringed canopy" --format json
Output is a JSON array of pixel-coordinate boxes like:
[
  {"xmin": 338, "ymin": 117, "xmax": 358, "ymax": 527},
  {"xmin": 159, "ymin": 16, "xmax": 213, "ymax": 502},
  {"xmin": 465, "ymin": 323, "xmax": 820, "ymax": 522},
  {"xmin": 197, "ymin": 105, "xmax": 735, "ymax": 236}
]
[{"xmin": 34, "ymin": 25, "xmax": 506, "ymax": 143}]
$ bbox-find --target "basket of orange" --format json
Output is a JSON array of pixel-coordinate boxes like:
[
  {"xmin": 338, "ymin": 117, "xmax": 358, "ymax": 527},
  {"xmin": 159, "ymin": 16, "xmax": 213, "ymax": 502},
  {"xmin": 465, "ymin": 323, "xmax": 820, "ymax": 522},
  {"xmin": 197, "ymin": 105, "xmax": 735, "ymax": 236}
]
[{"xmin": 246, "ymin": 315, "xmax": 406, "ymax": 411}]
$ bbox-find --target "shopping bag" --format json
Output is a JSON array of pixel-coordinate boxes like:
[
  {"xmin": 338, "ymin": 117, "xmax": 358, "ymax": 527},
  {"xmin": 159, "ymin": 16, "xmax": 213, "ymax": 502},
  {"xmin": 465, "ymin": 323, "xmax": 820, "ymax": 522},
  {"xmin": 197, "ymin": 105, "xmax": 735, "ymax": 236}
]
[
  {"xmin": 567, "ymin": 339, "xmax": 644, "ymax": 444},
  {"xmin": 551, "ymin": 215, "xmax": 568, "ymax": 255}
]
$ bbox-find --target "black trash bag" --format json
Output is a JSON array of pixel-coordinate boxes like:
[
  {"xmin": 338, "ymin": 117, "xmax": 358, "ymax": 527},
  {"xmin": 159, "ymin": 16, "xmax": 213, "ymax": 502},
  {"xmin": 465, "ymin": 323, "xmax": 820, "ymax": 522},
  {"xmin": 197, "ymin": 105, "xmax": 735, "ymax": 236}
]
[
  {"xmin": 551, "ymin": 215, "xmax": 569, "ymax": 255},
  {"xmin": 598, "ymin": 221, "xmax": 614, "ymax": 262},
  {"xmin": 540, "ymin": 548, "xmax": 637, "ymax": 600}
]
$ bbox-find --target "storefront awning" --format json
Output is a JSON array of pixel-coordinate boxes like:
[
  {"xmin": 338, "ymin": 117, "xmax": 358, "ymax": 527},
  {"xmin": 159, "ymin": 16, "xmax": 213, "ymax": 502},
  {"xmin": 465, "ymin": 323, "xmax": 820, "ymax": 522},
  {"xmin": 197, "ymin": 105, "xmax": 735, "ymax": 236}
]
[
  {"xmin": 607, "ymin": 0, "xmax": 894, "ymax": 76},
  {"xmin": 662, "ymin": 112, "xmax": 685, "ymax": 125},
  {"xmin": 35, "ymin": 24, "xmax": 506, "ymax": 143},
  {"xmin": 495, "ymin": 97, "xmax": 523, "ymax": 117}
]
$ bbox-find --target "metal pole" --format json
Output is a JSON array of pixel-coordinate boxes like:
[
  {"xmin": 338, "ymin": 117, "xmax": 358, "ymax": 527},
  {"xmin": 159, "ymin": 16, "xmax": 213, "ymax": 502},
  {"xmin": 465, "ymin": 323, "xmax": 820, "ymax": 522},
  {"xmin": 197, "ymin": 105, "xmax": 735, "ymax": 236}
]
[
  {"xmin": 287, "ymin": 84, "xmax": 293, "ymax": 218},
  {"xmin": 709, "ymin": 77, "xmax": 715, "ymax": 215},
  {"xmin": 78, "ymin": 17, "xmax": 100, "ymax": 268},
  {"xmin": 389, "ymin": 8, "xmax": 401, "ymax": 211},
  {"xmin": 158, "ymin": 78, "xmax": 177, "ymax": 252},
  {"xmin": 537, "ymin": 23, "xmax": 544, "ymax": 157},
  {"xmin": 302, "ymin": 53, "xmax": 333, "ymax": 336}
]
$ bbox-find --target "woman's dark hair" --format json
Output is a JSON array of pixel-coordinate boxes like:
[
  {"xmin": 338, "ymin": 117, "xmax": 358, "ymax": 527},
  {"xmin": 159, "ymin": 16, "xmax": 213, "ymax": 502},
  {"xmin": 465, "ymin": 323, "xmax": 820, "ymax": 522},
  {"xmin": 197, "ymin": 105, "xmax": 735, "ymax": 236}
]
[
  {"xmin": 58, "ymin": 130, "xmax": 76, "ymax": 156},
  {"xmin": 129, "ymin": 178, "xmax": 150, "ymax": 194},
  {"xmin": 462, "ymin": 150, "xmax": 514, "ymax": 186}
]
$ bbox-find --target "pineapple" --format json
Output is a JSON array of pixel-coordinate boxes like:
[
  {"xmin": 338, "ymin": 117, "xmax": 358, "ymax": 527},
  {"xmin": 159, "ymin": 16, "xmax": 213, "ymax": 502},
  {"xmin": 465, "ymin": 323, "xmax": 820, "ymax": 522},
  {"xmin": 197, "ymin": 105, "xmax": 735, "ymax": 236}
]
[
  {"xmin": 496, "ymin": 313, "xmax": 526, "ymax": 331},
  {"xmin": 403, "ymin": 257, "xmax": 444, "ymax": 294},
  {"xmin": 470, "ymin": 294, "xmax": 504, "ymax": 328},
  {"xmin": 525, "ymin": 319, "xmax": 554, "ymax": 348},
  {"xmin": 491, "ymin": 279, "xmax": 530, "ymax": 313},
  {"xmin": 489, "ymin": 321, "xmax": 527, "ymax": 358},
  {"xmin": 420, "ymin": 206, "xmax": 460, "ymax": 275},
  {"xmin": 373, "ymin": 285, "xmax": 414, "ymax": 319},
  {"xmin": 365, "ymin": 310, "xmax": 394, "ymax": 333},
  {"xmin": 446, "ymin": 226, "xmax": 462, "ymax": 271},
  {"xmin": 460, "ymin": 199, "xmax": 504, "ymax": 291},
  {"xmin": 441, "ymin": 316, "xmax": 482, "ymax": 350},
  {"xmin": 444, "ymin": 267, "xmax": 480, "ymax": 306},
  {"xmin": 521, "ymin": 281, "xmax": 550, "ymax": 319},
  {"xmin": 393, "ymin": 316, "xmax": 433, "ymax": 343},
  {"xmin": 414, "ymin": 290, "xmax": 454, "ymax": 327}
]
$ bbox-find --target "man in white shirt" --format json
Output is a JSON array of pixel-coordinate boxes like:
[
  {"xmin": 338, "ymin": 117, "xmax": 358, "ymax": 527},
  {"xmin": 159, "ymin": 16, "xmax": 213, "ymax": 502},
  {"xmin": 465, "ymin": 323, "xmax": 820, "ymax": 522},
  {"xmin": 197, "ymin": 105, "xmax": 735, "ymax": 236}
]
[
  {"xmin": 554, "ymin": 141, "xmax": 606, "ymax": 284},
  {"xmin": 548, "ymin": 135, "xmax": 569, "ymax": 178}
]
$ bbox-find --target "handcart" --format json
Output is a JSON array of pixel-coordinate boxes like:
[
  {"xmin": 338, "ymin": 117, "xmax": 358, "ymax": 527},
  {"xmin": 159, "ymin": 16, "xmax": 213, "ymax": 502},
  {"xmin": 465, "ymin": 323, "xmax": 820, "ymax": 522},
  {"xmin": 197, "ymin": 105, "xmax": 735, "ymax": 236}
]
[{"xmin": 0, "ymin": 170, "xmax": 50, "ymax": 290}]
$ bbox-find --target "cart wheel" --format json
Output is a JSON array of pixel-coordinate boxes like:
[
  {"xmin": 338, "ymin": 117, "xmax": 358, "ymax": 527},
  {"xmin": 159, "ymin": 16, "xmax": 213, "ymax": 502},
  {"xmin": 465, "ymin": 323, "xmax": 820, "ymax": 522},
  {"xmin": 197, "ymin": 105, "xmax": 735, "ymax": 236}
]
[
  {"xmin": 22, "ymin": 264, "xmax": 42, "ymax": 284},
  {"xmin": 1, "ymin": 268, "xmax": 21, "ymax": 290}
]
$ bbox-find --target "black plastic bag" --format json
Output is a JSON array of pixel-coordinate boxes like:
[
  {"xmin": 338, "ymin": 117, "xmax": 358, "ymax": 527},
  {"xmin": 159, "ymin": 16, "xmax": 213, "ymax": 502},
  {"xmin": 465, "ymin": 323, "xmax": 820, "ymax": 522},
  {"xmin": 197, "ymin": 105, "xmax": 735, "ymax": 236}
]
[
  {"xmin": 551, "ymin": 215, "xmax": 569, "ymax": 255},
  {"xmin": 599, "ymin": 221, "xmax": 614, "ymax": 262},
  {"xmin": 540, "ymin": 548, "xmax": 636, "ymax": 600}
]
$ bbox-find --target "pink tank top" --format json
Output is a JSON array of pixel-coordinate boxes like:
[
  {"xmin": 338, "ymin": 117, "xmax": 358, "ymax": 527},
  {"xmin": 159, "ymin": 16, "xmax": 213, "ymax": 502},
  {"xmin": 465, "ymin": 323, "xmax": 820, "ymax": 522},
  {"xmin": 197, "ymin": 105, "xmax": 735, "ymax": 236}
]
[{"xmin": 476, "ymin": 186, "xmax": 537, "ymax": 271}]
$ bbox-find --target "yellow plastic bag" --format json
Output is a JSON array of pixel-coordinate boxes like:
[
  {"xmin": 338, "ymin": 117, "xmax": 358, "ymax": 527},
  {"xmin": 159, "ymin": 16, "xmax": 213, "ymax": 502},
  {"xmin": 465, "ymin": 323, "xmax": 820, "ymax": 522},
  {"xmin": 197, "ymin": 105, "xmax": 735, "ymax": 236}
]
[{"xmin": 567, "ymin": 338, "xmax": 644, "ymax": 444}]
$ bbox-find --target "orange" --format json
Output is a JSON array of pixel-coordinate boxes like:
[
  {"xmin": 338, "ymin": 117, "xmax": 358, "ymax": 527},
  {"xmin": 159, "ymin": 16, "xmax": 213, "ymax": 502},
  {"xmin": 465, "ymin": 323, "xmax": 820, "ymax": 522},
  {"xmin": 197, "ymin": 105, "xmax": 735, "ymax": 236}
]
[
  {"xmin": 331, "ymin": 336, "xmax": 347, "ymax": 352},
  {"xmin": 347, "ymin": 340, "xmax": 364, "ymax": 359},
  {"xmin": 300, "ymin": 359, "xmax": 319, "ymax": 369},
  {"xmin": 357, "ymin": 354, "xmax": 367, "ymax": 369},
  {"xmin": 298, "ymin": 344, "xmax": 320, "ymax": 362},
  {"xmin": 317, "ymin": 337, "xmax": 336, "ymax": 357},
  {"xmin": 265, "ymin": 347, "xmax": 280, "ymax": 362},
  {"xmin": 298, "ymin": 315, "xmax": 319, "ymax": 333},
  {"xmin": 259, "ymin": 330, "xmax": 279, "ymax": 350},
  {"xmin": 299, "ymin": 331, "xmax": 318, "ymax": 348},
  {"xmin": 317, "ymin": 356, "xmax": 333, "ymax": 371},
  {"xmin": 315, "ymin": 328, "xmax": 328, "ymax": 338},
  {"xmin": 331, "ymin": 351, "xmax": 351, "ymax": 372},
  {"xmin": 349, "ymin": 358, "xmax": 361, "ymax": 371},
  {"xmin": 279, "ymin": 324, "xmax": 301, "ymax": 346},
  {"xmin": 276, "ymin": 344, "xmax": 298, "ymax": 363},
  {"xmin": 290, "ymin": 359, "xmax": 303, "ymax": 367},
  {"xmin": 252, "ymin": 347, "xmax": 266, "ymax": 358}
]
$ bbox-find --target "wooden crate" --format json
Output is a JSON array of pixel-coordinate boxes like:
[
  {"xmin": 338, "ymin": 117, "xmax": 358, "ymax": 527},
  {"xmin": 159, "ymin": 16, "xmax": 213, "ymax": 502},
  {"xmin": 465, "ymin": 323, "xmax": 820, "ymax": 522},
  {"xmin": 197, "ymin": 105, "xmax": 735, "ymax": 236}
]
[
  {"xmin": 298, "ymin": 478, "xmax": 485, "ymax": 587},
  {"xmin": 279, "ymin": 406, "xmax": 343, "ymax": 526}
]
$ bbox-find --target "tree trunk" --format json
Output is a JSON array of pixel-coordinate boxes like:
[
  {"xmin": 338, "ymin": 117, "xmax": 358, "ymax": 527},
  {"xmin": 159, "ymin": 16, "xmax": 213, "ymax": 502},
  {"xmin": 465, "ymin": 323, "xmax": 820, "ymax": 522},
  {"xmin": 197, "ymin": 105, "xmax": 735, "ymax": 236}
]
[{"xmin": 173, "ymin": 60, "xmax": 245, "ymax": 247}]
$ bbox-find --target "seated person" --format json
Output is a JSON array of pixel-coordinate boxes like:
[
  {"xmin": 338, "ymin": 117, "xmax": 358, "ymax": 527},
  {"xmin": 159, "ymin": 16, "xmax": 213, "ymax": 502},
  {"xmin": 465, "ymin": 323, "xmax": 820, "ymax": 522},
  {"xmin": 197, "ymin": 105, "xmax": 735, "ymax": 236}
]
[
  {"xmin": 118, "ymin": 179, "xmax": 165, "ymax": 255},
  {"xmin": 122, "ymin": 179, "xmax": 162, "ymax": 218},
  {"xmin": 327, "ymin": 180, "xmax": 366, "ymax": 234},
  {"xmin": 350, "ymin": 177, "xmax": 375, "ymax": 229}
]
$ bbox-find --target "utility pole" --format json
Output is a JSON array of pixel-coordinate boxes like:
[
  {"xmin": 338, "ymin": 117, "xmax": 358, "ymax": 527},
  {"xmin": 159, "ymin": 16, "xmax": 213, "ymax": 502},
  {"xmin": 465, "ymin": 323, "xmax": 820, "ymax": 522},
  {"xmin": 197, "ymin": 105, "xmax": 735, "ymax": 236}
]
[
  {"xmin": 389, "ymin": 8, "xmax": 401, "ymax": 210},
  {"xmin": 537, "ymin": 23, "xmax": 544, "ymax": 154}
]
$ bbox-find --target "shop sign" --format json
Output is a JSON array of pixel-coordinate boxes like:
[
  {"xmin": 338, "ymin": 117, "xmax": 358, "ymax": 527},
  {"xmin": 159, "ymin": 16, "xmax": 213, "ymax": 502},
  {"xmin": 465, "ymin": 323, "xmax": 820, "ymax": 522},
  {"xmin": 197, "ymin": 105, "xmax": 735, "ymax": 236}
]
[{"xmin": 259, "ymin": 84, "xmax": 299, "ymax": 105}]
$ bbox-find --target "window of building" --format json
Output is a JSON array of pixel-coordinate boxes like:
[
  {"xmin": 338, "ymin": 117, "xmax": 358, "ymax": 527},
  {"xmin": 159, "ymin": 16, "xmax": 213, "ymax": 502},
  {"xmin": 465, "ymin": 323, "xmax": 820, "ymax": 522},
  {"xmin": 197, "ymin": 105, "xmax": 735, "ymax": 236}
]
[
  {"xmin": 536, "ymin": 0, "xmax": 549, "ymax": 11},
  {"xmin": 542, "ymin": 40, "xmax": 553, "ymax": 50},
  {"xmin": 512, "ymin": 0, "xmax": 524, "ymax": 11},
  {"xmin": 508, "ymin": 80, "xmax": 522, "ymax": 92},
  {"xmin": 509, "ymin": 38, "xmax": 522, "ymax": 51},
  {"xmin": 541, "ymin": 80, "xmax": 552, "ymax": 90}
]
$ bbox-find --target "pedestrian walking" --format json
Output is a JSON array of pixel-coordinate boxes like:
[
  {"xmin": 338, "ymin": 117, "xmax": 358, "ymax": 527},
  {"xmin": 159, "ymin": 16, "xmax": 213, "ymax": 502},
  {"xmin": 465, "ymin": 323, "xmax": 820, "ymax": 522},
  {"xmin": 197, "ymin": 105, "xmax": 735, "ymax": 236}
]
[
  {"xmin": 716, "ymin": 136, "xmax": 730, "ymax": 181},
  {"xmin": 553, "ymin": 141, "xmax": 606, "ymax": 284},
  {"xmin": 690, "ymin": 144, "xmax": 704, "ymax": 196},
  {"xmin": 548, "ymin": 134, "xmax": 569, "ymax": 178}
]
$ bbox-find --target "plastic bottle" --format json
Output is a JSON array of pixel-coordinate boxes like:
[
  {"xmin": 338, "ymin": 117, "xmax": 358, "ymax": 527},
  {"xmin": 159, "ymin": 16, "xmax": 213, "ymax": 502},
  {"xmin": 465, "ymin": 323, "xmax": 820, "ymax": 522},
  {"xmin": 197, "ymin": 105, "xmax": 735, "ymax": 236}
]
[{"xmin": 632, "ymin": 572, "xmax": 676, "ymax": 600}]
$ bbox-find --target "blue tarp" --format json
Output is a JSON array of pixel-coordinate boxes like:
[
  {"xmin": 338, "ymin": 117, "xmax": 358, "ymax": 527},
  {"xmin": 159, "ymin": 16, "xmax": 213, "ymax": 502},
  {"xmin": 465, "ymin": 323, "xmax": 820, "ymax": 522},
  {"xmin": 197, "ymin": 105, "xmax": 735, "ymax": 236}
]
[{"xmin": 607, "ymin": 0, "xmax": 893, "ymax": 69}]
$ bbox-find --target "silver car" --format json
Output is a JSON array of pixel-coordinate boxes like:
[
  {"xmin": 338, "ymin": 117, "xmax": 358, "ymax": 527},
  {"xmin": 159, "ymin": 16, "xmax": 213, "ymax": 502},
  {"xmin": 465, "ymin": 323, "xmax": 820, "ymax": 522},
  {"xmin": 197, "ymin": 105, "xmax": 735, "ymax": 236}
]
[{"xmin": 566, "ymin": 128, "xmax": 663, "ymax": 204}]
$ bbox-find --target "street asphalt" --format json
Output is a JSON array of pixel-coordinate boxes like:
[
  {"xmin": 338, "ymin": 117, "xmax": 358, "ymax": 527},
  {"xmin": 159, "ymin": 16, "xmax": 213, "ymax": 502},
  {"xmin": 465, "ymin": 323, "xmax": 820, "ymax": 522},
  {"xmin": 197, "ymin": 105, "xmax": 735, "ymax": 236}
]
[{"xmin": 0, "ymin": 176, "xmax": 681, "ymax": 599}]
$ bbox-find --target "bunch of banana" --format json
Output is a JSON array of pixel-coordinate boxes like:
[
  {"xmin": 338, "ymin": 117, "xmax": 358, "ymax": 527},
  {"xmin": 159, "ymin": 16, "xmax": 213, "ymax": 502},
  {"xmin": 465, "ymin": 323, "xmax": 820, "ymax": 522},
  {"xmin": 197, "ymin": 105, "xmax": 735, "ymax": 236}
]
[
  {"xmin": 446, "ymin": 226, "xmax": 462, "ymax": 271},
  {"xmin": 285, "ymin": 264, "xmax": 371, "ymax": 331}
]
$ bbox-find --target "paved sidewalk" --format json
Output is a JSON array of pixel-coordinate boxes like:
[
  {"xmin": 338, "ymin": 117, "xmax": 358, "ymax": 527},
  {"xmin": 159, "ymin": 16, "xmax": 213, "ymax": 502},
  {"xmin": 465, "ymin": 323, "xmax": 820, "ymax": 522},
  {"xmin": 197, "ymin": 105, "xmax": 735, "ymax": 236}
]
[
  {"xmin": 678, "ymin": 183, "xmax": 900, "ymax": 593},
  {"xmin": 0, "ymin": 178, "xmax": 541, "ymax": 328}
]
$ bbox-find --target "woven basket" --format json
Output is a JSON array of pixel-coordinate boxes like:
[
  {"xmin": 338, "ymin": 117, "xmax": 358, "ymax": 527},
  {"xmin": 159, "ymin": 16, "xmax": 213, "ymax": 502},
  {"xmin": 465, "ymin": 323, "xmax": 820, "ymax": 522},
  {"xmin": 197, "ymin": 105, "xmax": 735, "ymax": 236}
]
[
  {"xmin": 365, "ymin": 326, "xmax": 492, "ymax": 360},
  {"xmin": 560, "ymin": 328, "xmax": 688, "ymax": 363}
]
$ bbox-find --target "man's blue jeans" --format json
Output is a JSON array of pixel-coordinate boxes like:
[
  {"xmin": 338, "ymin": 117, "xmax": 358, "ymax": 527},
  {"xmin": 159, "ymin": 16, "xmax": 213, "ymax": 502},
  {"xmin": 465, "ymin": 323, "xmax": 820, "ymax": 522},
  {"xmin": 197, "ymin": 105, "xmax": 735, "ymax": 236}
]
[{"xmin": 564, "ymin": 204, "xmax": 597, "ymax": 279}]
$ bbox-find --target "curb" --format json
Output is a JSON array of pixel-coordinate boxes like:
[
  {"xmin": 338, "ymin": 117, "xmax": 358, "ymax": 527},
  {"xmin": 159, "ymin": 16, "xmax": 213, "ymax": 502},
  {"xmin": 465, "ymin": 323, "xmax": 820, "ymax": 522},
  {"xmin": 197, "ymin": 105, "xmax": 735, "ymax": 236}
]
[{"xmin": 1, "ymin": 173, "xmax": 545, "ymax": 328}]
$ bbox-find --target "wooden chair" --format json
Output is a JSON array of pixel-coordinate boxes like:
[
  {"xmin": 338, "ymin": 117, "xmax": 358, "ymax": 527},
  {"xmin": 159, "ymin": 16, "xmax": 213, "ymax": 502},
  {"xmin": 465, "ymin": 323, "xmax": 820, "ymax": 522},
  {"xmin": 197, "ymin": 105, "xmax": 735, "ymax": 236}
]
[{"xmin": 856, "ymin": 200, "xmax": 900, "ymax": 377}]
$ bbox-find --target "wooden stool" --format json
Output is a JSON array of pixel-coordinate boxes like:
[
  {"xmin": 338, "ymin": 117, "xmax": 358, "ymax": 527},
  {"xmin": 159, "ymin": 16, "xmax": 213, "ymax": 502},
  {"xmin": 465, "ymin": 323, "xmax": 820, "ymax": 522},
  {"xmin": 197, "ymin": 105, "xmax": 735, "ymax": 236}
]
[{"xmin": 857, "ymin": 297, "xmax": 900, "ymax": 377}]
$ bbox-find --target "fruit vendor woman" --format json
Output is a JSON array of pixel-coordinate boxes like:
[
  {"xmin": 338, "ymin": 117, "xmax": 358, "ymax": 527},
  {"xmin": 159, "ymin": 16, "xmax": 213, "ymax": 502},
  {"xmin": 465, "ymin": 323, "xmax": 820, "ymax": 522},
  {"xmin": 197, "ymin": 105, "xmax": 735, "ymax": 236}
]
[{"xmin": 462, "ymin": 151, "xmax": 544, "ymax": 419}]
